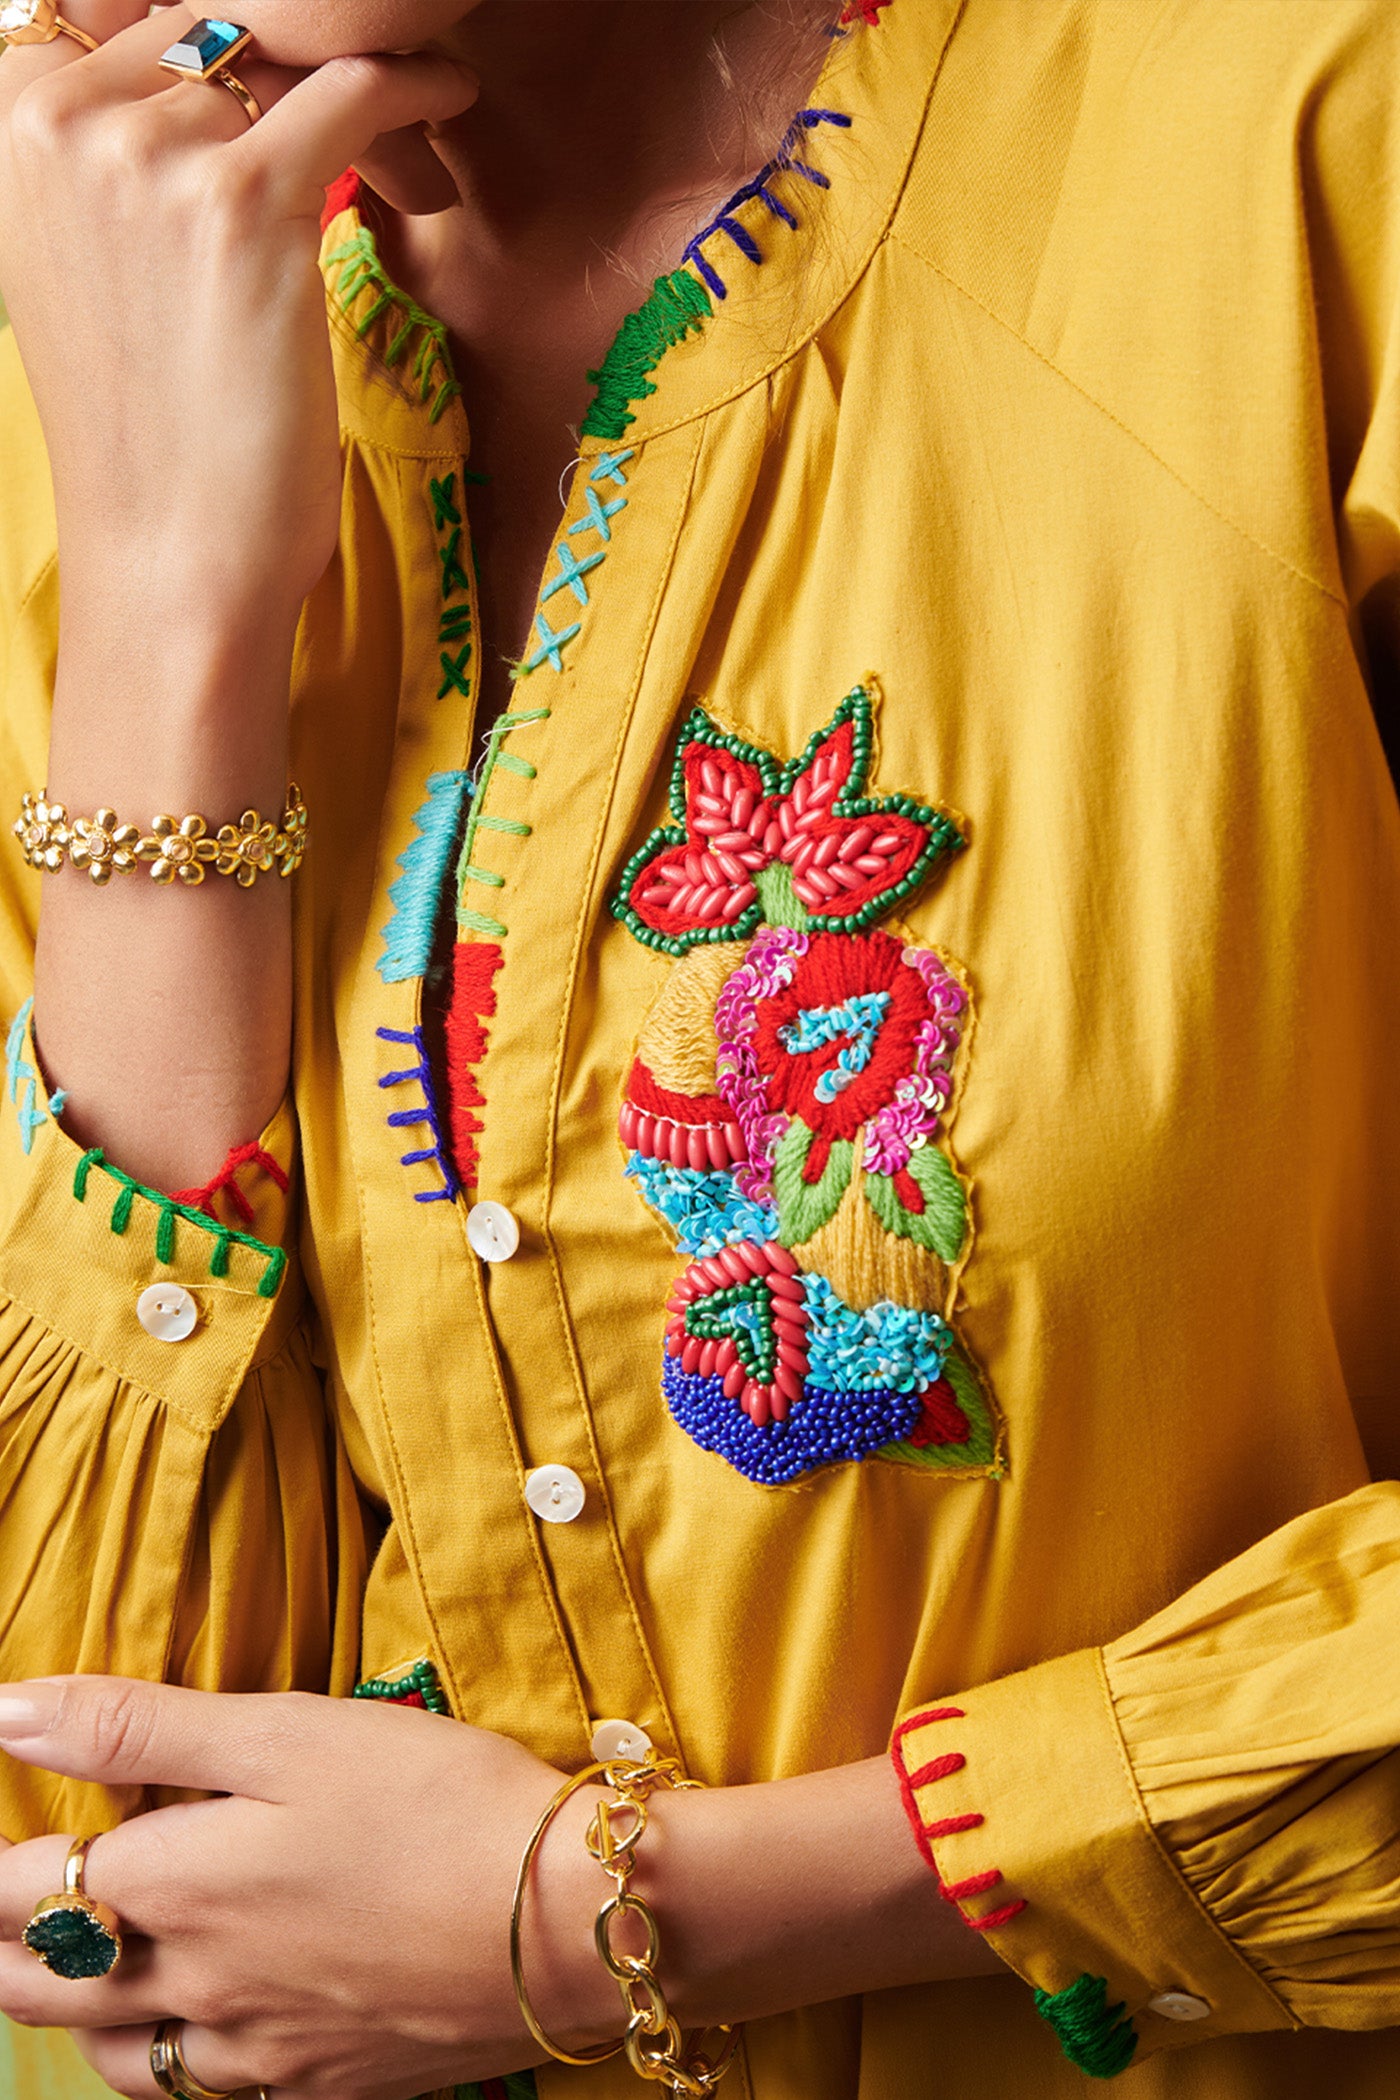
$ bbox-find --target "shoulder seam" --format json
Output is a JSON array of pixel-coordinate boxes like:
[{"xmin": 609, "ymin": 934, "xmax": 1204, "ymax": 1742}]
[{"xmin": 888, "ymin": 230, "xmax": 1348, "ymax": 612}]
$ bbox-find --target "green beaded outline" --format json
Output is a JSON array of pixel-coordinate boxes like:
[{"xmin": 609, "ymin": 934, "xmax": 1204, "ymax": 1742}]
[
  {"xmin": 611, "ymin": 686, "xmax": 965, "ymax": 956},
  {"xmin": 352, "ymin": 1658, "xmax": 451, "ymax": 1715},
  {"xmin": 73, "ymin": 1148, "xmax": 286, "ymax": 1298}
]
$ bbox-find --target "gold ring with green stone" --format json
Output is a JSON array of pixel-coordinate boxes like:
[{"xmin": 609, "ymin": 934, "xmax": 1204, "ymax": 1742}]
[
  {"xmin": 22, "ymin": 1836, "xmax": 123, "ymax": 1981},
  {"xmin": 0, "ymin": 0, "xmax": 98, "ymax": 50}
]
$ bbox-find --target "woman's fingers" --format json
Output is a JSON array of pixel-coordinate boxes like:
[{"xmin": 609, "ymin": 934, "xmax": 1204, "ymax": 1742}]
[
  {"xmin": 235, "ymin": 47, "xmax": 477, "ymax": 213},
  {"xmin": 0, "ymin": 1935, "xmax": 183, "ymax": 2034},
  {"xmin": 0, "ymin": 0, "xmax": 176, "ymax": 106},
  {"xmin": 6, "ymin": 6, "xmax": 298, "ymax": 121},
  {"xmin": 0, "ymin": 1677, "xmax": 321, "ymax": 1797},
  {"xmin": 75, "ymin": 2020, "xmax": 275, "ymax": 2100}
]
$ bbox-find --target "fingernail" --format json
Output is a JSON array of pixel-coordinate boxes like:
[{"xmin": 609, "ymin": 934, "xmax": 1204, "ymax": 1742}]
[{"xmin": 0, "ymin": 1686, "xmax": 60, "ymax": 1739}]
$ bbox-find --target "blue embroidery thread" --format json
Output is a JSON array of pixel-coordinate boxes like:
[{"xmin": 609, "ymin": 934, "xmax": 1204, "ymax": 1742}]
[
  {"xmin": 377, "ymin": 1025, "xmax": 461, "ymax": 1203},
  {"xmin": 511, "ymin": 452, "xmax": 633, "ymax": 682},
  {"xmin": 5, "ymin": 999, "xmax": 63, "ymax": 1155},
  {"xmin": 377, "ymin": 771, "xmax": 471, "ymax": 985}
]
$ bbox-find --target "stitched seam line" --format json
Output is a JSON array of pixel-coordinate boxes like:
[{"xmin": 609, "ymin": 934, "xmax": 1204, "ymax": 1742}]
[
  {"xmin": 582, "ymin": 0, "xmax": 968, "ymax": 449},
  {"xmin": 1092, "ymin": 1647, "xmax": 1299, "ymax": 2028},
  {"xmin": 0, "ymin": 1275, "xmax": 252, "ymax": 1435},
  {"xmin": 536, "ymin": 417, "xmax": 710, "ymax": 1758},
  {"xmin": 340, "ymin": 459, "xmax": 465, "ymax": 1719},
  {"xmin": 889, "ymin": 231, "xmax": 1346, "ymax": 611}
]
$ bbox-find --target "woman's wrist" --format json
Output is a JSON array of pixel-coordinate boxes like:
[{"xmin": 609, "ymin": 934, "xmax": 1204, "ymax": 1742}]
[{"xmin": 515, "ymin": 1754, "xmax": 1005, "ymax": 2063}]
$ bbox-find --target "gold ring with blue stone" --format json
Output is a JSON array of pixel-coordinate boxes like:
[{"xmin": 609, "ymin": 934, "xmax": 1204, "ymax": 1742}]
[
  {"xmin": 22, "ymin": 1836, "xmax": 123, "ymax": 1981},
  {"xmin": 0, "ymin": 0, "xmax": 98, "ymax": 52},
  {"xmin": 157, "ymin": 19, "xmax": 262, "ymax": 126}
]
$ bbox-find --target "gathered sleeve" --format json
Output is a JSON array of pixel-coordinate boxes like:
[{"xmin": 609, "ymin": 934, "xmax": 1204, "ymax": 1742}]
[
  {"xmin": 0, "ymin": 326, "xmax": 369, "ymax": 1843},
  {"xmin": 0, "ymin": 1005, "xmax": 371, "ymax": 1843},
  {"xmin": 891, "ymin": 1484, "xmax": 1400, "ymax": 2072}
]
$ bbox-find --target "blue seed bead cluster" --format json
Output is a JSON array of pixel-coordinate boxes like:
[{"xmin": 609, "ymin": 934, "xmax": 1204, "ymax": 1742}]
[{"xmin": 662, "ymin": 1352, "xmax": 919, "ymax": 1485}]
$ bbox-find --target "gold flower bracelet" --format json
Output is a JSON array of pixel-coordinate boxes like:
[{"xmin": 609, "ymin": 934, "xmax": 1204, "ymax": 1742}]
[{"xmin": 14, "ymin": 788, "xmax": 308, "ymax": 888}]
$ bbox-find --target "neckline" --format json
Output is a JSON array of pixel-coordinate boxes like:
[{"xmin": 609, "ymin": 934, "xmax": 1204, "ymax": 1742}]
[{"xmin": 319, "ymin": 0, "xmax": 963, "ymax": 458}]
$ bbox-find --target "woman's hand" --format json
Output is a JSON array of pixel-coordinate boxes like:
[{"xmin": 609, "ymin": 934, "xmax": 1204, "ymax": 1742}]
[
  {"xmin": 0, "ymin": 1677, "xmax": 612, "ymax": 2098},
  {"xmin": 0, "ymin": 1676, "xmax": 1003, "ymax": 2100},
  {"xmin": 0, "ymin": 4, "xmax": 478, "ymax": 1188},
  {"xmin": 0, "ymin": 2, "xmax": 477, "ymax": 627}
]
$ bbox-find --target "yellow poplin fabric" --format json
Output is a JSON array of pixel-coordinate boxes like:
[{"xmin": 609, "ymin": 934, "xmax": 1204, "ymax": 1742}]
[{"xmin": 3, "ymin": 1, "xmax": 1400, "ymax": 2093}]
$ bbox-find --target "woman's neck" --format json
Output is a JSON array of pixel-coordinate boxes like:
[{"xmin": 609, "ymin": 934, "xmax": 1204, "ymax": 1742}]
[{"xmin": 402, "ymin": 0, "xmax": 837, "ymax": 300}]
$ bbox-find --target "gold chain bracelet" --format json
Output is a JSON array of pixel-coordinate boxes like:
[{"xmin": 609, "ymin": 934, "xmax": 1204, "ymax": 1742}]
[
  {"xmin": 14, "ymin": 788, "xmax": 308, "ymax": 887},
  {"xmin": 511, "ymin": 1753, "xmax": 739, "ymax": 2096}
]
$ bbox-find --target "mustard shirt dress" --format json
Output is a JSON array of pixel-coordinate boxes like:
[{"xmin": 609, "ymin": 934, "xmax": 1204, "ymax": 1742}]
[{"xmin": 2, "ymin": 1, "xmax": 1400, "ymax": 2095}]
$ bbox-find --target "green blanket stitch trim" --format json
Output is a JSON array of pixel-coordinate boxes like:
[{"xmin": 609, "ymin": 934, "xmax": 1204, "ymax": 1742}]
[
  {"xmin": 580, "ymin": 266, "xmax": 713, "ymax": 441},
  {"xmin": 323, "ymin": 226, "xmax": 462, "ymax": 425},
  {"xmin": 1033, "ymin": 1974, "xmax": 1139, "ymax": 2079},
  {"xmin": 73, "ymin": 1148, "xmax": 287, "ymax": 1298}
]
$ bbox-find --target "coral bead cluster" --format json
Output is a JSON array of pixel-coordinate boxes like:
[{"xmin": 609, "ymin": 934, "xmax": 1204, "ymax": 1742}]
[{"xmin": 612, "ymin": 687, "xmax": 1002, "ymax": 1487}]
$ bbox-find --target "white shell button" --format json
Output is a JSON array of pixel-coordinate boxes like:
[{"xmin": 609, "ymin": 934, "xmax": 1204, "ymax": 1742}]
[
  {"xmin": 467, "ymin": 1201, "xmax": 520, "ymax": 1263},
  {"xmin": 525, "ymin": 1464, "xmax": 586, "ymax": 1524},
  {"xmin": 591, "ymin": 1719, "xmax": 655, "ymax": 1762},
  {"xmin": 136, "ymin": 1283, "xmax": 198, "ymax": 1343},
  {"xmin": 1147, "ymin": 1992, "xmax": 1211, "ymax": 2023}
]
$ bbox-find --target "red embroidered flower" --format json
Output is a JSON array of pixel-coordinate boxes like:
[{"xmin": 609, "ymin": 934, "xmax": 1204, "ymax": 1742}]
[
  {"xmin": 716, "ymin": 925, "xmax": 969, "ymax": 1256},
  {"xmin": 749, "ymin": 931, "xmax": 929, "ymax": 1162},
  {"xmin": 613, "ymin": 689, "xmax": 962, "ymax": 954}
]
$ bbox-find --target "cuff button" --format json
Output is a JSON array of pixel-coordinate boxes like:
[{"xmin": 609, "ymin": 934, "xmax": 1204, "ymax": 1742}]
[
  {"xmin": 136, "ymin": 1283, "xmax": 198, "ymax": 1343},
  {"xmin": 1147, "ymin": 1992, "xmax": 1211, "ymax": 2022}
]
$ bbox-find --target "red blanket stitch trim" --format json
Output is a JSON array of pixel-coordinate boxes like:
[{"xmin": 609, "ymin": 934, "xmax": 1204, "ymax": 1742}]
[
  {"xmin": 445, "ymin": 940, "xmax": 505, "ymax": 1190},
  {"xmin": 174, "ymin": 1142, "xmax": 288, "ymax": 1229},
  {"xmin": 890, "ymin": 1708, "xmax": 1028, "ymax": 1932}
]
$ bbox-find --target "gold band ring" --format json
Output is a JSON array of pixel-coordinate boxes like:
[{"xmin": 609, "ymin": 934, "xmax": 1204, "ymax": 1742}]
[
  {"xmin": 150, "ymin": 2021, "xmax": 269, "ymax": 2100},
  {"xmin": 21, "ymin": 1835, "xmax": 124, "ymax": 1981},
  {"xmin": 157, "ymin": 19, "xmax": 261, "ymax": 126},
  {"xmin": 208, "ymin": 69, "xmax": 260, "ymax": 125},
  {"xmin": 0, "ymin": 0, "xmax": 98, "ymax": 51}
]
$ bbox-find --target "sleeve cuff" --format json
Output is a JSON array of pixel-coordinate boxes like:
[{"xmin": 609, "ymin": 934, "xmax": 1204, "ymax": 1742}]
[
  {"xmin": 0, "ymin": 1000, "xmax": 302, "ymax": 1430},
  {"xmin": 891, "ymin": 1646, "xmax": 1297, "ymax": 2064}
]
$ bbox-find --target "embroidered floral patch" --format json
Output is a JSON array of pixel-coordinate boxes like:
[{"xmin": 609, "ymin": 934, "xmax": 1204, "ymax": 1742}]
[{"xmin": 612, "ymin": 685, "xmax": 1003, "ymax": 1487}]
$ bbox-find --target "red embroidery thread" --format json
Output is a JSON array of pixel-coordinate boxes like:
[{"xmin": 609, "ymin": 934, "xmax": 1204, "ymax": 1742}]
[
  {"xmin": 321, "ymin": 169, "xmax": 362, "ymax": 232},
  {"xmin": 444, "ymin": 940, "xmax": 504, "ymax": 1190},
  {"xmin": 889, "ymin": 1707, "xmax": 1028, "ymax": 1930},
  {"xmin": 173, "ymin": 1142, "xmax": 288, "ymax": 1229}
]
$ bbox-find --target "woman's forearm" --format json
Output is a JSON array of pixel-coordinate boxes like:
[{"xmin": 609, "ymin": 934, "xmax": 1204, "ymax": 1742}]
[
  {"xmin": 33, "ymin": 589, "xmax": 299, "ymax": 1191},
  {"xmin": 532, "ymin": 1754, "xmax": 1003, "ymax": 2052}
]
